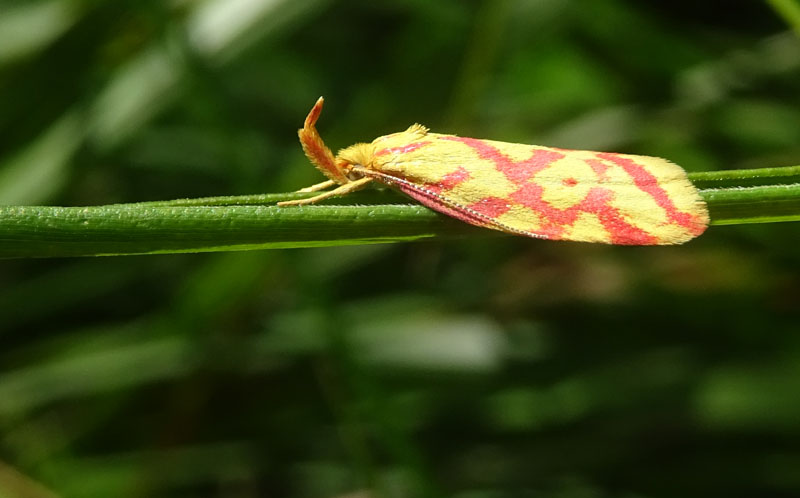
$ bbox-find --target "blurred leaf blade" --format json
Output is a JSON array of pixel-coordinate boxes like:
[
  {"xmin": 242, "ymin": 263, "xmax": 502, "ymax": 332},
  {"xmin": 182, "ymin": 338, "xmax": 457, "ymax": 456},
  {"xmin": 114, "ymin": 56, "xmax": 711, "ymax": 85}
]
[
  {"xmin": 766, "ymin": 0, "xmax": 800, "ymax": 36},
  {"xmin": 0, "ymin": 113, "xmax": 83, "ymax": 205},
  {"xmin": 0, "ymin": 0, "xmax": 78, "ymax": 64}
]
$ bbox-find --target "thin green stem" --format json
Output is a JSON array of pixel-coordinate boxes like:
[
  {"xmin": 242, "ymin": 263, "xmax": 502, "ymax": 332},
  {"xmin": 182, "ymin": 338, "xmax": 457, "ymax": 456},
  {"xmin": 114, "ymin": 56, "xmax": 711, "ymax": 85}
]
[
  {"xmin": 0, "ymin": 204, "xmax": 475, "ymax": 258},
  {"xmin": 0, "ymin": 166, "xmax": 798, "ymax": 258},
  {"xmin": 688, "ymin": 165, "xmax": 800, "ymax": 189},
  {"xmin": 701, "ymin": 183, "xmax": 800, "ymax": 225}
]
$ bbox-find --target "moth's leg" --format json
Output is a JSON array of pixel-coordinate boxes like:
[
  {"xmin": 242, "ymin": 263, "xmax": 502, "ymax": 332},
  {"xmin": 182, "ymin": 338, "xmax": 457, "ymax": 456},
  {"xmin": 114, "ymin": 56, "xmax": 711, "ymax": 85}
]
[
  {"xmin": 277, "ymin": 177, "xmax": 373, "ymax": 206},
  {"xmin": 297, "ymin": 179, "xmax": 336, "ymax": 193}
]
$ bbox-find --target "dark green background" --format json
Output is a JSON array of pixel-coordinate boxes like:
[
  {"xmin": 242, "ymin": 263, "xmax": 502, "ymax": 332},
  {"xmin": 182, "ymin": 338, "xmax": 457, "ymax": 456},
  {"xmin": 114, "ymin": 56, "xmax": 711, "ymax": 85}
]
[{"xmin": 1, "ymin": 1, "xmax": 799, "ymax": 497}]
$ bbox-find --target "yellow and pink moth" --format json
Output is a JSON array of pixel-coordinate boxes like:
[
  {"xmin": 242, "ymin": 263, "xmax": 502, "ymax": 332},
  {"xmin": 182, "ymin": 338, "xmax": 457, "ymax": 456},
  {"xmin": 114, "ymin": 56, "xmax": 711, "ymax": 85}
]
[{"xmin": 279, "ymin": 97, "xmax": 709, "ymax": 245}]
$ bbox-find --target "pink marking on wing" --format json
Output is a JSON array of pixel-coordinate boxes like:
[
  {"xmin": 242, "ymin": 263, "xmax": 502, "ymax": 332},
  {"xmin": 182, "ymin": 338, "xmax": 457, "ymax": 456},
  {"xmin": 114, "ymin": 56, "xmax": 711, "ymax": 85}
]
[
  {"xmin": 467, "ymin": 197, "xmax": 511, "ymax": 218},
  {"xmin": 425, "ymin": 166, "xmax": 471, "ymax": 195},
  {"xmin": 510, "ymin": 183, "xmax": 657, "ymax": 244},
  {"xmin": 581, "ymin": 188, "xmax": 657, "ymax": 245},
  {"xmin": 585, "ymin": 159, "xmax": 610, "ymax": 181},
  {"xmin": 562, "ymin": 177, "xmax": 578, "ymax": 187},
  {"xmin": 511, "ymin": 183, "xmax": 567, "ymax": 222},
  {"xmin": 509, "ymin": 183, "xmax": 567, "ymax": 238},
  {"xmin": 439, "ymin": 136, "xmax": 565, "ymax": 184},
  {"xmin": 375, "ymin": 141, "xmax": 431, "ymax": 156},
  {"xmin": 596, "ymin": 153, "xmax": 704, "ymax": 235}
]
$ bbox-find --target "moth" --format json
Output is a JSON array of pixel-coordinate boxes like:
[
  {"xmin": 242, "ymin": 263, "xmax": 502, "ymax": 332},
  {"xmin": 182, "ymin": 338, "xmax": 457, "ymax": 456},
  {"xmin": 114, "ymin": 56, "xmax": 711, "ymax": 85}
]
[{"xmin": 279, "ymin": 97, "xmax": 708, "ymax": 245}]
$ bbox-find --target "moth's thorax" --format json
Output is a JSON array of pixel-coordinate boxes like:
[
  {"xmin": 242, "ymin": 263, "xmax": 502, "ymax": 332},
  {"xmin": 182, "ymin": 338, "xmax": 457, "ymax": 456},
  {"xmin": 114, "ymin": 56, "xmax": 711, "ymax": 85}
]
[
  {"xmin": 373, "ymin": 123, "xmax": 429, "ymax": 148},
  {"xmin": 336, "ymin": 123, "xmax": 430, "ymax": 175}
]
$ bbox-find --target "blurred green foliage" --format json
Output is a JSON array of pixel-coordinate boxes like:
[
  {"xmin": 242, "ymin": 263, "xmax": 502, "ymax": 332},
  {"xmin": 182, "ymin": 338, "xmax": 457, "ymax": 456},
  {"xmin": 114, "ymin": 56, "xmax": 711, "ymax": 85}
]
[{"xmin": 1, "ymin": 1, "xmax": 800, "ymax": 497}]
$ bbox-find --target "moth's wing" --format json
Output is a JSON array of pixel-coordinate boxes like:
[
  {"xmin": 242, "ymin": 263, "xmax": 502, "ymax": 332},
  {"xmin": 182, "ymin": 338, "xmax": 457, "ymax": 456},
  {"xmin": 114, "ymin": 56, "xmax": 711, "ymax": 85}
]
[
  {"xmin": 519, "ymin": 148, "xmax": 709, "ymax": 244},
  {"xmin": 371, "ymin": 135, "xmax": 708, "ymax": 245}
]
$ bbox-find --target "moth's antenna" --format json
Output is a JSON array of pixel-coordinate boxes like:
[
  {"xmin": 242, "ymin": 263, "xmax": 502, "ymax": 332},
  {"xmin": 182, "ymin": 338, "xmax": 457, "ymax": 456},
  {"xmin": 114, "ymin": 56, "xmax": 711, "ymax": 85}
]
[{"xmin": 298, "ymin": 97, "xmax": 349, "ymax": 184}]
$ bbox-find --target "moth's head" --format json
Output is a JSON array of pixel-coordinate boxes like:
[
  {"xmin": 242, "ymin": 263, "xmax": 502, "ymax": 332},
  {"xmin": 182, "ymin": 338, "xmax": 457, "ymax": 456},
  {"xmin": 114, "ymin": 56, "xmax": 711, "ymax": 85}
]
[{"xmin": 336, "ymin": 143, "xmax": 375, "ymax": 171}]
